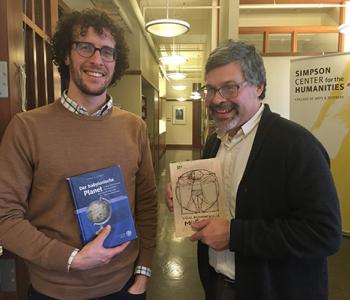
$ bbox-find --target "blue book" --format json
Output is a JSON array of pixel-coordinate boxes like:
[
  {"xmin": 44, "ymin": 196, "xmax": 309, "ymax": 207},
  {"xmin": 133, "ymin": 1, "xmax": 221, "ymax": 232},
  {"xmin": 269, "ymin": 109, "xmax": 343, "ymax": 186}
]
[{"xmin": 67, "ymin": 165, "xmax": 137, "ymax": 248}]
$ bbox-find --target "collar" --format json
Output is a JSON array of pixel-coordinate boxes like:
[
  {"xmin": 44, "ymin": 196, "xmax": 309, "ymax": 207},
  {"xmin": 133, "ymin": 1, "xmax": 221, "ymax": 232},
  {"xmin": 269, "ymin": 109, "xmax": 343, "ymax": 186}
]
[{"xmin": 61, "ymin": 90, "xmax": 113, "ymax": 117}]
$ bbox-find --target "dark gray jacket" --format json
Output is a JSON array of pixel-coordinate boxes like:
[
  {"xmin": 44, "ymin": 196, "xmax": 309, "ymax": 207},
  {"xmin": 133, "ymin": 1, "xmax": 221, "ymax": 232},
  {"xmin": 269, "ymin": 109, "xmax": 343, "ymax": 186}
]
[{"xmin": 198, "ymin": 104, "xmax": 342, "ymax": 300}]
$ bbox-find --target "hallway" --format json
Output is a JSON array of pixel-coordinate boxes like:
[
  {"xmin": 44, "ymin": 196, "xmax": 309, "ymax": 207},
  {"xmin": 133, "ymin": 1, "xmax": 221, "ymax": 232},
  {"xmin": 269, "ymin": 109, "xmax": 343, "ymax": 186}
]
[
  {"xmin": 147, "ymin": 149, "xmax": 350, "ymax": 300},
  {"xmin": 147, "ymin": 148, "xmax": 204, "ymax": 300}
]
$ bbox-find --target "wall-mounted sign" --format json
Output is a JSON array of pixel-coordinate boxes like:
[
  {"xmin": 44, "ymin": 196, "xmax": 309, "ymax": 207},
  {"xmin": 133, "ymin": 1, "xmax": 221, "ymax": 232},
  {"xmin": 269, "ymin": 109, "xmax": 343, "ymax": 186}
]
[{"xmin": 290, "ymin": 53, "xmax": 350, "ymax": 234}]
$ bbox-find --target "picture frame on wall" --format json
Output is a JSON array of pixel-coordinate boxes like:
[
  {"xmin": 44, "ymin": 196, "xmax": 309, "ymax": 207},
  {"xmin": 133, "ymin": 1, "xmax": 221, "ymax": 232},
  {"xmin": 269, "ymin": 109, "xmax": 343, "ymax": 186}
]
[{"xmin": 172, "ymin": 105, "xmax": 186, "ymax": 125}]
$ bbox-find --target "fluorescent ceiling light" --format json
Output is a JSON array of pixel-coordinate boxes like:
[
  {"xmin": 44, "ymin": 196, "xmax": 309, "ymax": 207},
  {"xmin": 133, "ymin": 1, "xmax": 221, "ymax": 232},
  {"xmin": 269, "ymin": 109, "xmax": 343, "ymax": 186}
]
[
  {"xmin": 172, "ymin": 85, "xmax": 187, "ymax": 91},
  {"xmin": 160, "ymin": 54, "xmax": 187, "ymax": 65},
  {"xmin": 167, "ymin": 72, "xmax": 187, "ymax": 80},
  {"xmin": 145, "ymin": 19, "xmax": 190, "ymax": 37}
]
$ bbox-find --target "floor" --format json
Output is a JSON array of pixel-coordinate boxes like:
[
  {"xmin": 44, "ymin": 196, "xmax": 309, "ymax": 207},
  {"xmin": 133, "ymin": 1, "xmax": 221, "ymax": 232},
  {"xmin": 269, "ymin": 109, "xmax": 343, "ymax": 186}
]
[{"xmin": 147, "ymin": 149, "xmax": 350, "ymax": 300}]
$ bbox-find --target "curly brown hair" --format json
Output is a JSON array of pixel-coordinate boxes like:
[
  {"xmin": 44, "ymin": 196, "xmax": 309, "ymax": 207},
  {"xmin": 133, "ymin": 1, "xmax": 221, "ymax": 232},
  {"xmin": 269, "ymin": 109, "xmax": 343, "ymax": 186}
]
[{"xmin": 51, "ymin": 9, "xmax": 129, "ymax": 90}]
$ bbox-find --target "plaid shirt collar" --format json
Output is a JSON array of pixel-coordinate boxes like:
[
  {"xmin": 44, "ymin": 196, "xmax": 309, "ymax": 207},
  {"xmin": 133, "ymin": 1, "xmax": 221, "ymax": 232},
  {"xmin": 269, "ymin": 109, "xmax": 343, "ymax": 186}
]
[{"xmin": 61, "ymin": 90, "xmax": 113, "ymax": 117}]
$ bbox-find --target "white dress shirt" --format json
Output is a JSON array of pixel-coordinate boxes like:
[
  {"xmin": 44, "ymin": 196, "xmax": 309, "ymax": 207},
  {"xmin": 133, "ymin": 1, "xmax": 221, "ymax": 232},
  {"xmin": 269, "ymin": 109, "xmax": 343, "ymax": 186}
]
[{"xmin": 209, "ymin": 104, "xmax": 264, "ymax": 280}]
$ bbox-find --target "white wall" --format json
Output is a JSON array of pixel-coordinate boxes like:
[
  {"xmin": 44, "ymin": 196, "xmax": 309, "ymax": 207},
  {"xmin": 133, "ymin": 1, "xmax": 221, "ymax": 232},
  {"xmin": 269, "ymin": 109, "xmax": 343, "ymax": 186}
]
[
  {"xmin": 263, "ymin": 56, "xmax": 306, "ymax": 119},
  {"xmin": 263, "ymin": 57, "xmax": 291, "ymax": 119},
  {"xmin": 166, "ymin": 101, "xmax": 193, "ymax": 145}
]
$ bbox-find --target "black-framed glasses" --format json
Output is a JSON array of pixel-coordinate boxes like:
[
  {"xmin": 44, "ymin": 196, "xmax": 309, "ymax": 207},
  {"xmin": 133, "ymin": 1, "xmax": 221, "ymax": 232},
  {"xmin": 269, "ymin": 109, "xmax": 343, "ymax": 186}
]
[
  {"xmin": 199, "ymin": 81, "xmax": 249, "ymax": 100},
  {"xmin": 72, "ymin": 41, "xmax": 116, "ymax": 62}
]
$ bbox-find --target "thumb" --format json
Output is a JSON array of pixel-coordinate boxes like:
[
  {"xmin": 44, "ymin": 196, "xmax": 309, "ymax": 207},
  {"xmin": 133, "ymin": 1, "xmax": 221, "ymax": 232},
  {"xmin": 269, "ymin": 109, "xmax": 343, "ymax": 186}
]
[
  {"xmin": 95, "ymin": 225, "xmax": 111, "ymax": 245},
  {"xmin": 192, "ymin": 219, "xmax": 209, "ymax": 230}
]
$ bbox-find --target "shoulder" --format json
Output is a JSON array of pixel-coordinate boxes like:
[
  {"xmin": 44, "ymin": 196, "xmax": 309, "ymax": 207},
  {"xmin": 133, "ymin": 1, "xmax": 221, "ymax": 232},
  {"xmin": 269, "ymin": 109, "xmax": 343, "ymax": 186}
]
[
  {"xmin": 262, "ymin": 104, "xmax": 317, "ymax": 141},
  {"xmin": 261, "ymin": 106, "xmax": 329, "ymax": 160},
  {"xmin": 110, "ymin": 106, "xmax": 148, "ymax": 133},
  {"xmin": 14, "ymin": 101, "xmax": 62, "ymax": 123},
  {"xmin": 112, "ymin": 106, "xmax": 141, "ymax": 120}
]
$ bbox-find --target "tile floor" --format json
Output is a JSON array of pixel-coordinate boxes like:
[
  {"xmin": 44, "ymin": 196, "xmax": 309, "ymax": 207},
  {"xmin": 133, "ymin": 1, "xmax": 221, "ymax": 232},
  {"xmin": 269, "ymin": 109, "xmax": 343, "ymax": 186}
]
[{"xmin": 147, "ymin": 149, "xmax": 350, "ymax": 300}]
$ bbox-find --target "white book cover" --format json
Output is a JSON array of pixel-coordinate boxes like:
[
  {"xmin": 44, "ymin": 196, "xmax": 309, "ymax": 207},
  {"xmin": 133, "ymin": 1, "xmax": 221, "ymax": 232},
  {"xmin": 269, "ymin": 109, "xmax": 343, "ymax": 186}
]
[{"xmin": 169, "ymin": 158, "xmax": 225, "ymax": 237}]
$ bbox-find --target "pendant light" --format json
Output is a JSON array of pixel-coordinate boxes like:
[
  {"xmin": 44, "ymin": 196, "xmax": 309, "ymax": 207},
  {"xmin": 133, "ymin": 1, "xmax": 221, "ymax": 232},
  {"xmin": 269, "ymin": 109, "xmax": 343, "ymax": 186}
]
[
  {"xmin": 168, "ymin": 72, "xmax": 187, "ymax": 80},
  {"xmin": 159, "ymin": 38, "xmax": 187, "ymax": 65},
  {"xmin": 191, "ymin": 83, "xmax": 202, "ymax": 100},
  {"xmin": 338, "ymin": 23, "xmax": 350, "ymax": 34},
  {"xmin": 145, "ymin": 0, "xmax": 190, "ymax": 37}
]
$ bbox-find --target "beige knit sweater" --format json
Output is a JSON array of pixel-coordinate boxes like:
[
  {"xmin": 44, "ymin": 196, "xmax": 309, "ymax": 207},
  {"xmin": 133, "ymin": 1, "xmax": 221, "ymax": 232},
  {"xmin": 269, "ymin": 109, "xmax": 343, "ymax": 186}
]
[{"xmin": 0, "ymin": 100, "xmax": 157, "ymax": 299}]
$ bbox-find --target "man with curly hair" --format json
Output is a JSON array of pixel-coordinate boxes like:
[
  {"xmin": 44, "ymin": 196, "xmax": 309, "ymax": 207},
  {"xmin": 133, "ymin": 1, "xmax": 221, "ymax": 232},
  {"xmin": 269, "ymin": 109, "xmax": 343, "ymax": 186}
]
[{"xmin": 0, "ymin": 9, "xmax": 157, "ymax": 299}]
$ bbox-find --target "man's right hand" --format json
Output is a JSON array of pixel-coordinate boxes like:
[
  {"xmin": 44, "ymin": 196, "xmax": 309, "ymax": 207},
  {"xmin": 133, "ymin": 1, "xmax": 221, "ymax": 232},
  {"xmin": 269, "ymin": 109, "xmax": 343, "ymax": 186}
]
[
  {"xmin": 70, "ymin": 225, "xmax": 130, "ymax": 271},
  {"xmin": 165, "ymin": 183, "xmax": 174, "ymax": 212}
]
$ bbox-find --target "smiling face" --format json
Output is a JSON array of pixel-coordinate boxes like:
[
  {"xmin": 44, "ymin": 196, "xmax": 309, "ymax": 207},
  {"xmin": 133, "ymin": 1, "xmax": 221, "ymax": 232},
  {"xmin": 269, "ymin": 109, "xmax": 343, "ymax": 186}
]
[
  {"xmin": 65, "ymin": 26, "xmax": 116, "ymax": 108},
  {"xmin": 205, "ymin": 61, "xmax": 263, "ymax": 133}
]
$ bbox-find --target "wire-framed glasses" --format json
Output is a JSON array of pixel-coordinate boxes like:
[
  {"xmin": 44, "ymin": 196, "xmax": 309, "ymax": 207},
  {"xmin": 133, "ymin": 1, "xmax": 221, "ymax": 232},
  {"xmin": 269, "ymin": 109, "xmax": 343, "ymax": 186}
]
[
  {"xmin": 199, "ymin": 81, "xmax": 249, "ymax": 100},
  {"xmin": 72, "ymin": 41, "xmax": 117, "ymax": 62}
]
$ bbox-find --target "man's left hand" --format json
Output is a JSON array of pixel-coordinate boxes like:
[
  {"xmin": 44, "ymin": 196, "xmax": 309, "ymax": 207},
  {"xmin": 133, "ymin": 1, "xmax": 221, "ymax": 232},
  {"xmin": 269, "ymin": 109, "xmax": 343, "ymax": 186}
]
[{"xmin": 190, "ymin": 218, "xmax": 230, "ymax": 251}]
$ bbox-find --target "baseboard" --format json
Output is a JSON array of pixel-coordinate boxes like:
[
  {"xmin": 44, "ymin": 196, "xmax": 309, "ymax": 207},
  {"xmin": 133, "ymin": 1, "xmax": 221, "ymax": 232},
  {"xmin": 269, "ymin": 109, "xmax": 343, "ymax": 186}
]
[{"xmin": 166, "ymin": 144, "xmax": 194, "ymax": 150}]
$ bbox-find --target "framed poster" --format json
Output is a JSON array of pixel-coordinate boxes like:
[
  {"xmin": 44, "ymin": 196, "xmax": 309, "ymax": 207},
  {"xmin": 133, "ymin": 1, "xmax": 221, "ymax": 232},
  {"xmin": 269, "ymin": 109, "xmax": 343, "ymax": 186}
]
[{"xmin": 172, "ymin": 105, "xmax": 186, "ymax": 125}]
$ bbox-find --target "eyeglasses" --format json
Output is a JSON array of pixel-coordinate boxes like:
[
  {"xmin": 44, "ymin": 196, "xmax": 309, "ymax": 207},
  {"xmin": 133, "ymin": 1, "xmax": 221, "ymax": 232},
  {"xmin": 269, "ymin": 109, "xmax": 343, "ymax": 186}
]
[
  {"xmin": 72, "ymin": 41, "xmax": 116, "ymax": 62},
  {"xmin": 199, "ymin": 81, "xmax": 249, "ymax": 100}
]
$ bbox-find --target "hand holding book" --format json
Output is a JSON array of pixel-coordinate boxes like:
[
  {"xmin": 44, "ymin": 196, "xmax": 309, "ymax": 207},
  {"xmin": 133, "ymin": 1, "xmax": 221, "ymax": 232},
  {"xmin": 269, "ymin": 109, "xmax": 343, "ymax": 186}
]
[
  {"xmin": 190, "ymin": 217, "xmax": 230, "ymax": 251},
  {"xmin": 70, "ymin": 225, "xmax": 130, "ymax": 271}
]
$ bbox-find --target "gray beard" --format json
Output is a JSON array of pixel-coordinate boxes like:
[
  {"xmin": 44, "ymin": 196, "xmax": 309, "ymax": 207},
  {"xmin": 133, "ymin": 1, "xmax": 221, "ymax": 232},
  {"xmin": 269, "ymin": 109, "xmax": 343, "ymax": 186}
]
[{"xmin": 212, "ymin": 114, "xmax": 240, "ymax": 133}]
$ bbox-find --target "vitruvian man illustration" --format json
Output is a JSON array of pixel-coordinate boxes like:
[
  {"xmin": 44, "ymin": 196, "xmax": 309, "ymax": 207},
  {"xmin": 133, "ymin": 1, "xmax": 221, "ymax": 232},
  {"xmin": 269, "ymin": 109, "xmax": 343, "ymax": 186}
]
[{"xmin": 175, "ymin": 169, "xmax": 220, "ymax": 214}]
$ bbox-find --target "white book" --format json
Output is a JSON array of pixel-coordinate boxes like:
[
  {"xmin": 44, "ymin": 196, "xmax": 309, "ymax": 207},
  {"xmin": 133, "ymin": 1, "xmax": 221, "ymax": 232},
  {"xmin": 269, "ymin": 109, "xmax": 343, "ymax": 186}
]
[{"xmin": 169, "ymin": 158, "xmax": 225, "ymax": 237}]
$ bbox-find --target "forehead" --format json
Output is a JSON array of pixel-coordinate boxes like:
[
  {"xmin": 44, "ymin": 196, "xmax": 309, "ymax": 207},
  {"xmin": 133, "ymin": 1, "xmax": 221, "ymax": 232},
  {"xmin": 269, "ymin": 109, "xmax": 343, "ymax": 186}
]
[
  {"xmin": 205, "ymin": 62, "xmax": 244, "ymax": 84},
  {"xmin": 72, "ymin": 25, "xmax": 115, "ymax": 43}
]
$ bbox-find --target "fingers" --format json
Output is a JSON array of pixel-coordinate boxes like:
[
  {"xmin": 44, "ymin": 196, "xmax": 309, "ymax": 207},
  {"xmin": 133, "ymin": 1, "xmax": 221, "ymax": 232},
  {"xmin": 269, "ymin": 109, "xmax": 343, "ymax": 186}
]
[
  {"xmin": 109, "ymin": 241, "xmax": 130, "ymax": 256},
  {"xmin": 191, "ymin": 219, "xmax": 209, "ymax": 230},
  {"xmin": 190, "ymin": 218, "xmax": 231, "ymax": 250},
  {"xmin": 72, "ymin": 232, "xmax": 130, "ymax": 271},
  {"xmin": 165, "ymin": 182, "xmax": 174, "ymax": 211},
  {"xmin": 94, "ymin": 224, "xmax": 112, "ymax": 246},
  {"xmin": 190, "ymin": 231, "xmax": 202, "ymax": 242},
  {"xmin": 189, "ymin": 220, "xmax": 209, "ymax": 242}
]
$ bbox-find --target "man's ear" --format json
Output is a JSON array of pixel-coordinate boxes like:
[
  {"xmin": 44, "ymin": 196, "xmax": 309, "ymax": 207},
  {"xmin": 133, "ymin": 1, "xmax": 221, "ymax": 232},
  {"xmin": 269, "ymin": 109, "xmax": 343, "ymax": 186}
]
[
  {"xmin": 64, "ymin": 55, "xmax": 70, "ymax": 66},
  {"xmin": 256, "ymin": 84, "xmax": 264, "ymax": 97}
]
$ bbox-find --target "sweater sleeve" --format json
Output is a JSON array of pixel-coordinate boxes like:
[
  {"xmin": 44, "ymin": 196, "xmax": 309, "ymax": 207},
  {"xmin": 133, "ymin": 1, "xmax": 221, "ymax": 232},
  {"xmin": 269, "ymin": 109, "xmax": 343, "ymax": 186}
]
[
  {"xmin": 0, "ymin": 116, "xmax": 75, "ymax": 272},
  {"xmin": 133, "ymin": 122, "xmax": 158, "ymax": 268},
  {"xmin": 229, "ymin": 127, "xmax": 342, "ymax": 259}
]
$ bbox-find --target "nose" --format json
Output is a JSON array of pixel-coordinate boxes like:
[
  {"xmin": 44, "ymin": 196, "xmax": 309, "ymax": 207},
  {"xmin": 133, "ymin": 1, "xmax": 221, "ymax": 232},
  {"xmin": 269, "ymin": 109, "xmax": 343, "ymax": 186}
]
[
  {"xmin": 89, "ymin": 49, "xmax": 104, "ymax": 64},
  {"xmin": 210, "ymin": 89, "xmax": 226, "ymax": 104}
]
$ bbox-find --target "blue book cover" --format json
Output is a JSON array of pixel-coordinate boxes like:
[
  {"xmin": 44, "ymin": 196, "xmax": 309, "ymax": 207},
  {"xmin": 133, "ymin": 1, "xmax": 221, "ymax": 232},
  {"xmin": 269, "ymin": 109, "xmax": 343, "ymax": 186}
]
[{"xmin": 67, "ymin": 165, "xmax": 137, "ymax": 248}]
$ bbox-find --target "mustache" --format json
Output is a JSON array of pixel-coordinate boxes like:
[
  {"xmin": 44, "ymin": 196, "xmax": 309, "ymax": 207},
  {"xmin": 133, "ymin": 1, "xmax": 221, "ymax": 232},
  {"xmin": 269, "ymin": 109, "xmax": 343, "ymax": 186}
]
[{"xmin": 208, "ymin": 102, "xmax": 238, "ymax": 113}]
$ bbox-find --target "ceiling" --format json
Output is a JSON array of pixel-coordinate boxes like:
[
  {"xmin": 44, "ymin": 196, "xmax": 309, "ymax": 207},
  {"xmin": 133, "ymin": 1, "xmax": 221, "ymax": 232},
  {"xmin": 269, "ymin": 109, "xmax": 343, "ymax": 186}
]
[{"xmin": 62, "ymin": 0, "xmax": 344, "ymax": 98}]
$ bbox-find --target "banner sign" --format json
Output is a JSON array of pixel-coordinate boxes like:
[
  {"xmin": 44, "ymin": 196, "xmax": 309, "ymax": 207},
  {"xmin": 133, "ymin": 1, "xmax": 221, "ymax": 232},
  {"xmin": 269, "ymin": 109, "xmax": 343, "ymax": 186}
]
[{"xmin": 290, "ymin": 53, "xmax": 350, "ymax": 234}]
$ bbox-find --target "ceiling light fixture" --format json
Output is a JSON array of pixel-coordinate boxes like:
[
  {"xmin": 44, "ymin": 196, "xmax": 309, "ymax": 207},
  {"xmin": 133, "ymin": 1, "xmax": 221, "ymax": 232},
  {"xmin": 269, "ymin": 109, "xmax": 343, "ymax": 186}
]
[
  {"xmin": 160, "ymin": 38, "xmax": 187, "ymax": 65},
  {"xmin": 338, "ymin": 23, "xmax": 350, "ymax": 34},
  {"xmin": 172, "ymin": 85, "xmax": 187, "ymax": 91},
  {"xmin": 167, "ymin": 72, "xmax": 187, "ymax": 80},
  {"xmin": 190, "ymin": 82, "xmax": 202, "ymax": 100},
  {"xmin": 160, "ymin": 54, "xmax": 187, "ymax": 65},
  {"xmin": 145, "ymin": 0, "xmax": 190, "ymax": 37},
  {"xmin": 191, "ymin": 91, "xmax": 201, "ymax": 100}
]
